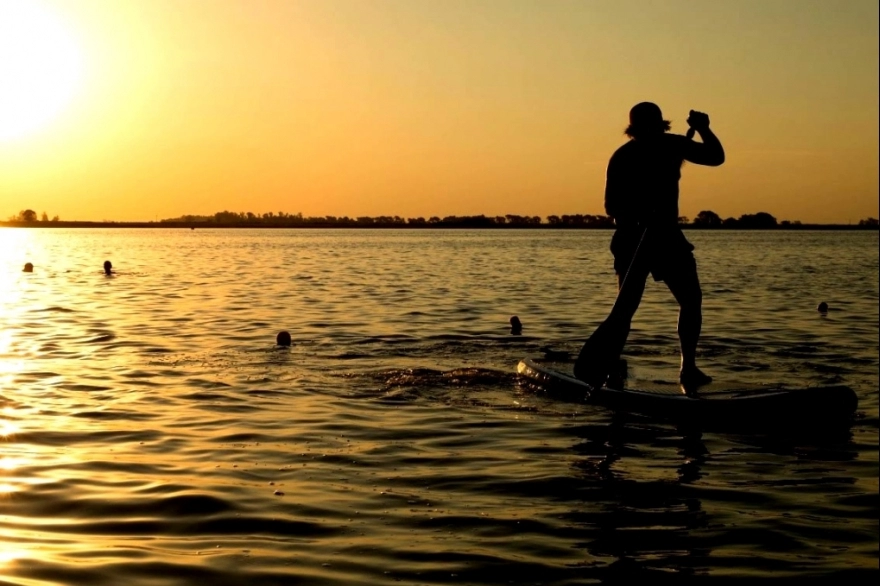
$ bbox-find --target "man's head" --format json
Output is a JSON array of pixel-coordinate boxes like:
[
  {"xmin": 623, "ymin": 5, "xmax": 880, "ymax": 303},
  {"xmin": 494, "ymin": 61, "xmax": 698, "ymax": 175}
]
[{"xmin": 625, "ymin": 102, "xmax": 671, "ymax": 139}]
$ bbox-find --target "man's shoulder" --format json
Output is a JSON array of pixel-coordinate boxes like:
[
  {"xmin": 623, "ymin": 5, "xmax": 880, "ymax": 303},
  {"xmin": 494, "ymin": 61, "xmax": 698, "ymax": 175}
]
[
  {"xmin": 612, "ymin": 140, "xmax": 635, "ymax": 154},
  {"xmin": 618, "ymin": 134, "xmax": 690, "ymax": 147},
  {"xmin": 609, "ymin": 140, "xmax": 636, "ymax": 162},
  {"xmin": 609, "ymin": 133, "xmax": 690, "ymax": 164}
]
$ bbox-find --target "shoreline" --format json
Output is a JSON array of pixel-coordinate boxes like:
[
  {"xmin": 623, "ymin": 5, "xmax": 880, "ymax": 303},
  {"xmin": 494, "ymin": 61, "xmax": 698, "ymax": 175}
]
[{"xmin": 1, "ymin": 221, "xmax": 877, "ymax": 230}]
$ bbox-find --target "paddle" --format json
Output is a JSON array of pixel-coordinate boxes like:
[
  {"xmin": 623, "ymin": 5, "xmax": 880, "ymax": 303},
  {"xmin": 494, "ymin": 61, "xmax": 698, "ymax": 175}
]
[
  {"xmin": 572, "ymin": 124, "xmax": 698, "ymax": 387},
  {"xmin": 572, "ymin": 225, "xmax": 649, "ymax": 387}
]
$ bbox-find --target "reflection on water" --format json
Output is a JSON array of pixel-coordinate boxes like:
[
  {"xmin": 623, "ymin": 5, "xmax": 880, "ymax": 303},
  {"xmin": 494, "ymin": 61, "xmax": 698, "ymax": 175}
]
[
  {"xmin": 0, "ymin": 228, "xmax": 876, "ymax": 585},
  {"xmin": 569, "ymin": 420, "xmax": 713, "ymax": 581},
  {"xmin": 0, "ymin": 418, "xmax": 19, "ymax": 439},
  {"xmin": 566, "ymin": 415, "xmax": 868, "ymax": 581}
]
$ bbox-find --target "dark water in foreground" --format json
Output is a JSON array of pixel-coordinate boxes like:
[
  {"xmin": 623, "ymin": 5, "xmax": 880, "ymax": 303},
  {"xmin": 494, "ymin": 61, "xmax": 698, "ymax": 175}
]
[{"xmin": 0, "ymin": 228, "xmax": 877, "ymax": 585}]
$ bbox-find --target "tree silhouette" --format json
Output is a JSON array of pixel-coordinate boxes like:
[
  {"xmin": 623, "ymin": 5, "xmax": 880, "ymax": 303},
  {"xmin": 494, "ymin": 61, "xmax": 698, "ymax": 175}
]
[
  {"xmin": 17, "ymin": 209, "xmax": 37, "ymax": 222},
  {"xmin": 737, "ymin": 212, "xmax": 778, "ymax": 229},
  {"xmin": 693, "ymin": 210, "xmax": 722, "ymax": 227}
]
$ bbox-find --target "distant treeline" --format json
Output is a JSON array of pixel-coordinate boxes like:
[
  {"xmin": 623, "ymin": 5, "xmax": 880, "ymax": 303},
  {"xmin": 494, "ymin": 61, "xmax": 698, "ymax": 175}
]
[
  {"xmin": 151, "ymin": 210, "xmax": 879, "ymax": 229},
  {"xmin": 163, "ymin": 211, "xmax": 556, "ymax": 228},
  {"xmin": 7, "ymin": 209, "xmax": 60, "ymax": 223},
  {"xmin": 3, "ymin": 208, "xmax": 878, "ymax": 229}
]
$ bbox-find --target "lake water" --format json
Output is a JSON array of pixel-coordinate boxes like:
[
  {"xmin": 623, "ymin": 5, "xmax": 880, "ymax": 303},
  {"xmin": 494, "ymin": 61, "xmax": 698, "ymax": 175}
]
[{"xmin": 0, "ymin": 228, "xmax": 877, "ymax": 585}]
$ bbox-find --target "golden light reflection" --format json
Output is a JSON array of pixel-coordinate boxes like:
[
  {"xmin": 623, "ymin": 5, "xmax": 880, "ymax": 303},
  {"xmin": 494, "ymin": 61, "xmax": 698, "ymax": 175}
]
[
  {"xmin": 0, "ymin": 421, "xmax": 19, "ymax": 439},
  {"xmin": 0, "ymin": 546, "xmax": 23, "ymax": 565},
  {"xmin": 0, "ymin": 458, "xmax": 24, "ymax": 471},
  {"xmin": 0, "ymin": 331, "xmax": 13, "ymax": 355},
  {"xmin": 0, "ymin": 232, "xmax": 28, "ymax": 390},
  {"xmin": 0, "ymin": 529, "xmax": 28, "ymax": 567},
  {"xmin": 1, "ymin": 229, "xmax": 35, "ymax": 295},
  {"xmin": 0, "ymin": 450, "xmax": 45, "ymax": 499},
  {"xmin": 0, "ymin": 362, "xmax": 26, "ymax": 396}
]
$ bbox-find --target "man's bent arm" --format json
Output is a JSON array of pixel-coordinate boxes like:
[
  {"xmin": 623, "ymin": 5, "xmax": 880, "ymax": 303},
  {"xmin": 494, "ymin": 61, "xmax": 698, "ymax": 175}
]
[{"xmin": 684, "ymin": 128, "xmax": 725, "ymax": 167}]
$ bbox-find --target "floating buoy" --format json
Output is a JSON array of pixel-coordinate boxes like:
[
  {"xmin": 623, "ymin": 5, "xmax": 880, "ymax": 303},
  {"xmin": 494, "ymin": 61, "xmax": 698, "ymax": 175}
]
[{"xmin": 23, "ymin": 262, "xmax": 33, "ymax": 273}]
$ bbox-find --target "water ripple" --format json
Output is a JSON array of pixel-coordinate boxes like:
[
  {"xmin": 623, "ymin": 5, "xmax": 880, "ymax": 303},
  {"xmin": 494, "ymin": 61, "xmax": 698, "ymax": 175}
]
[{"xmin": 0, "ymin": 228, "xmax": 876, "ymax": 585}]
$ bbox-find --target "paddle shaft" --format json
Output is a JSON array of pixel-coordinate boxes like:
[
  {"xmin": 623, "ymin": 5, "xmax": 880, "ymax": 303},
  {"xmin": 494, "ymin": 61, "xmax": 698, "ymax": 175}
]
[
  {"xmin": 607, "ymin": 225, "xmax": 649, "ymax": 315},
  {"xmin": 573, "ymin": 223, "xmax": 648, "ymax": 384}
]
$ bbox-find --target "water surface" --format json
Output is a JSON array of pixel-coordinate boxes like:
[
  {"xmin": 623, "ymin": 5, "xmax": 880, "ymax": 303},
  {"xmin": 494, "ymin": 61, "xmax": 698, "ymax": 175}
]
[{"xmin": 0, "ymin": 228, "xmax": 877, "ymax": 584}]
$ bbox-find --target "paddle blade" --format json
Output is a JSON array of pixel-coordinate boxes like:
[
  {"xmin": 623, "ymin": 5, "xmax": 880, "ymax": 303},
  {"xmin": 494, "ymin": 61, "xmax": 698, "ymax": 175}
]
[{"xmin": 573, "ymin": 319, "xmax": 629, "ymax": 388}]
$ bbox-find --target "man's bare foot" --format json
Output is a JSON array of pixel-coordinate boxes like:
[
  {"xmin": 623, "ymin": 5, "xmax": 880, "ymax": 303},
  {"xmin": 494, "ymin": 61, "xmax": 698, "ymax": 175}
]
[{"xmin": 680, "ymin": 366, "xmax": 712, "ymax": 395}]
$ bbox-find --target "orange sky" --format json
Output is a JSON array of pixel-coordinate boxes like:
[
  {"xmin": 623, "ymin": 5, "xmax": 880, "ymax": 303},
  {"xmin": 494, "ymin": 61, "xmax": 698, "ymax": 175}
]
[{"xmin": 0, "ymin": 0, "xmax": 877, "ymax": 223}]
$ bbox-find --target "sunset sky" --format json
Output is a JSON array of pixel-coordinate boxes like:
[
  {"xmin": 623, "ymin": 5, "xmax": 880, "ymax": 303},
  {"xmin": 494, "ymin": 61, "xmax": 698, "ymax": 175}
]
[{"xmin": 0, "ymin": 0, "xmax": 877, "ymax": 223}]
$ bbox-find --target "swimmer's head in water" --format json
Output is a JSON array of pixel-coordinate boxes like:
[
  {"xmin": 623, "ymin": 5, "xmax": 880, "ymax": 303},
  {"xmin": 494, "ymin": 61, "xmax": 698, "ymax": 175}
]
[
  {"xmin": 23, "ymin": 262, "xmax": 33, "ymax": 273},
  {"xmin": 103, "ymin": 260, "xmax": 112, "ymax": 274},
  {"xmin": 276, "ymin": 331, "xmax": 292, "ymax": 347},
  {"xmin": 509, "ymin": 315, "xmax": 522, "ymax": 334},
  {"xmin": 625, "ymin": 102, "xmax": 671, "ymax": 139}
]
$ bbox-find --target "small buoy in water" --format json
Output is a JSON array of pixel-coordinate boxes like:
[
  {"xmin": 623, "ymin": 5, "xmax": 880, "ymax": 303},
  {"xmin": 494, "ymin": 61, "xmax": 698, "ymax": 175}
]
[
  {"xmin": 509, "ymin": 315, "xmax": 522, "ymax": 335},
  {"xmin": 276, "ymin": 330, "xmax": 292, "ymax": 346},
  {"xmin": 817, "ymin": 302, "xmax": 828, "ymax": 313},
  {"xmin": 23, "ymin": 262, "xmax": 33, "ymax": 273},
  {"xmin": 103, "ymin": 260, "xmax": 113, "ymax": 275}
]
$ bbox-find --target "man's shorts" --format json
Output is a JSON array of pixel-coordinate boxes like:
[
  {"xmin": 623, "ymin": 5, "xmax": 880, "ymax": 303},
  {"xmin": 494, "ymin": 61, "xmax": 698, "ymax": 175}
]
[{"xmin": 610, "ymin": 226, "xmax": 697, "ymax": 282}]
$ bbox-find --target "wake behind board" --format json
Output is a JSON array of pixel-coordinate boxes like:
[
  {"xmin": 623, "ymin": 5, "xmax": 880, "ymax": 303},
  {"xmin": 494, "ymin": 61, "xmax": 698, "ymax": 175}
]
[{"xmin": 517, "ymin": 357, "xmax": 858, "ymax": 427}]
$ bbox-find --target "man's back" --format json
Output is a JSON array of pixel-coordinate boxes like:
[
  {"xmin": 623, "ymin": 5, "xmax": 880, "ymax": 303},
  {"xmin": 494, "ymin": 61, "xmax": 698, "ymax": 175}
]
[
  {"xmin": 605, "ymin": 128, "xmax": 725, "ymax": 226},
  {"xmin": 605, "ymin": 134, "xmax": 690, "ymax": 226}
]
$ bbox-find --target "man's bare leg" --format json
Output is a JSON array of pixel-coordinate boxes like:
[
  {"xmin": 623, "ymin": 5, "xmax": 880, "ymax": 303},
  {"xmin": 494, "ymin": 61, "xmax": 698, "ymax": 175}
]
[{"xmin": 664, "ymin": 268, "xmax": 712, "ymax": 390}]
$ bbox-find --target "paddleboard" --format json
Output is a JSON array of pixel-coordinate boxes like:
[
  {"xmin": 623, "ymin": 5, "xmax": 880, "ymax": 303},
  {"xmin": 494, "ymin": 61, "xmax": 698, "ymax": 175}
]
[{"xmin": 517, "ymin": 357, "xmax": 858, "ymax": 426}]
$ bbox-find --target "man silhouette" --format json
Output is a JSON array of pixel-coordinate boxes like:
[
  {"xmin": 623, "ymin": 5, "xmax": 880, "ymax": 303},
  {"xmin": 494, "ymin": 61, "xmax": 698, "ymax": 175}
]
[{"xmin": 575, "ymin": 102, "xmax": 725, "ymax": 390}]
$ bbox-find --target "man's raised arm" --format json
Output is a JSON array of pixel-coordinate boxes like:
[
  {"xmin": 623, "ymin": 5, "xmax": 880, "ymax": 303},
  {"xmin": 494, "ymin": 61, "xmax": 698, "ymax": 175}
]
[{"xmin": 683, "ymin": 110, "xmax": 725, "ymax": 167}]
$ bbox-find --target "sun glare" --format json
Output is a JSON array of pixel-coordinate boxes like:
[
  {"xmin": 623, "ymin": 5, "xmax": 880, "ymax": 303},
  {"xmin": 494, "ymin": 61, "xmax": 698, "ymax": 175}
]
[{"xmin": 0, "ymin": 0, "xmax": 83, "ymax": 142}]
